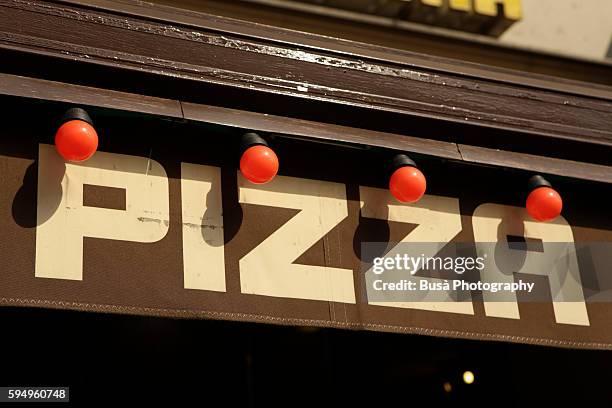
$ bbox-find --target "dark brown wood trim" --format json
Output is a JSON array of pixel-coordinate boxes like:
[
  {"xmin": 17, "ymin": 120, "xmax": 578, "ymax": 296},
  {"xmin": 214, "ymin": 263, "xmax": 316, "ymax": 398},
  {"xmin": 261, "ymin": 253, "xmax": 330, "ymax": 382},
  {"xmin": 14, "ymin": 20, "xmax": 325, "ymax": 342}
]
[
  {"xmin": 0, "ymin": 0, "xmax": 611, "ymax": 150},
  {"xmin": 2, "ymin": 73, "xmax": 611, "ymax": 184},
  {"xmin": 180, "ymin": 102, "xmax": 461, "ymax": 160},
  {"xmin": 58, "ymin": 0, "xmax": 612, "ymax": 97},
  {"xmin": 0, "ymin": 71, "xmax": 183, "ymax": 117},
  {"xmin": 456, "ymin": 144, "xmax": 612, "ymax": 184}
]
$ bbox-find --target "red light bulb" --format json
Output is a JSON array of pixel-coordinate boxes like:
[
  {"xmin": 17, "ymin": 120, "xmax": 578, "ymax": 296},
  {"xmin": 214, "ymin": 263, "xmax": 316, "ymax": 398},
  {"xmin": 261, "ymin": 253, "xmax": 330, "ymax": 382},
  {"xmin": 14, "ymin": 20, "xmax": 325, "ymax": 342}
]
[
  {"xmin": 55, "ymin": 108, "xmax": 98, "ymax": 162},
  {"xmin": 240, "ymin": 144, "xmax": 279, "ymax": 184},
  {"xmin": 389, "ymin": 165, "xmax": 426, "ymax": 203},
  {"xmin": 526, "ymin": 186, "xmax": 562, "ymax": 222}
]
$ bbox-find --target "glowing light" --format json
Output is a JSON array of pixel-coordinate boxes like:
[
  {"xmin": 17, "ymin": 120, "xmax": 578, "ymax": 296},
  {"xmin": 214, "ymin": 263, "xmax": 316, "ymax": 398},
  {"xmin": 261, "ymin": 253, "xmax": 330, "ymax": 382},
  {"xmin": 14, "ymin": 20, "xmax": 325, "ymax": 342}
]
[
  {"xmin": 443, "ymin": 382, "xmax": 452, "ymax": 393},
  {"xmin": 463, "ymin": 370, "xmax": 475, "ymax": 384}
]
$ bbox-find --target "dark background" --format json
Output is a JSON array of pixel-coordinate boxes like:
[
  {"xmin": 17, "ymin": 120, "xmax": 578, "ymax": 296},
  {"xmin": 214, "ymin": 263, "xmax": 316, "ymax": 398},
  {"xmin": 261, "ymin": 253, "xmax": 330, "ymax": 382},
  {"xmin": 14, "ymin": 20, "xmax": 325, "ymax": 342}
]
[{"xmin": 0, "ymin": 307, "xmax": 611, "ymax": 407}]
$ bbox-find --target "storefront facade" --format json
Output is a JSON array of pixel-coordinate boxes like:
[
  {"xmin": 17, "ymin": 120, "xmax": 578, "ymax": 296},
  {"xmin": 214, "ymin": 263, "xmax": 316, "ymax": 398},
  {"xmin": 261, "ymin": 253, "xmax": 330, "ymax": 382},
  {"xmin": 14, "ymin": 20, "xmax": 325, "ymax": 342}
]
[{"xmin": 1, "ymin": 0, "xmax": 612, "ymax": 351}]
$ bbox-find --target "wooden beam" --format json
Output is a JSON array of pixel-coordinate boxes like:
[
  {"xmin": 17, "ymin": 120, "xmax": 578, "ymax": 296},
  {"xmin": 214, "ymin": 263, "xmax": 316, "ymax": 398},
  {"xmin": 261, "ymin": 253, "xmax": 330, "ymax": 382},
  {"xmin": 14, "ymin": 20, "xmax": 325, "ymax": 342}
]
[
  {"xmin": 62, "ymin": 0, "xmax": 612, "ymax": 92},
  {"xmin": 0, "ymin": 0, "xmax": 611, "ymax": 149},
  {"xmin": 0, "ymin": 72, "xmax": 183, "ymax": 118},
  {"xmin": 180, "ymin": 102, "xmax": 462, "ymax": 160},
  {"xmin": 457, "ymin": 144, "xmax": 612, "ymax": 184},
  {"xmin": 1, "ymin": 73, "xmax": 610, "ymax": 183}
]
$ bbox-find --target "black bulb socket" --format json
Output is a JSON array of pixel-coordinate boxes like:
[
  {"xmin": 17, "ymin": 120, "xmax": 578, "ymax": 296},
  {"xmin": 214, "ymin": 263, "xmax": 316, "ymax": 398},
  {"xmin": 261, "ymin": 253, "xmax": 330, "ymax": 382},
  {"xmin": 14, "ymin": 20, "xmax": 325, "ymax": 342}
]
[
  {"xmin": 59, "ymin": 107, "xmax": 93, "ymax": 127},
  {"xmin": 240, "ymin": 132, "xmax": 269, "ymax": 155},
  {"xmin": 527, "ymin": 175, "xmax": 552, "ymax": 193},
  {"xmin": 391, "ymin": 154, "xmax": 417, "ymax": 174}
]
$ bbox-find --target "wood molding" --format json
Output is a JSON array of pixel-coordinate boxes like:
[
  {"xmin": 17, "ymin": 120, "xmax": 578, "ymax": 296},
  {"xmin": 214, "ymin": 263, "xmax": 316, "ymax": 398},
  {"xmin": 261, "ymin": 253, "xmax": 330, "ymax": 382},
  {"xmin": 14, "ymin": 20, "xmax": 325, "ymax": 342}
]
[
  {"xmin": 0, "ymin": 0, "xmax": 611, "ymax": 150},
  {"xmin": 58, "ymin": 0, "xmax": 612, "ymax": 93},
  {"xmin": 2, "ymin": 73, "xmax": 611, "ymax": 184}
]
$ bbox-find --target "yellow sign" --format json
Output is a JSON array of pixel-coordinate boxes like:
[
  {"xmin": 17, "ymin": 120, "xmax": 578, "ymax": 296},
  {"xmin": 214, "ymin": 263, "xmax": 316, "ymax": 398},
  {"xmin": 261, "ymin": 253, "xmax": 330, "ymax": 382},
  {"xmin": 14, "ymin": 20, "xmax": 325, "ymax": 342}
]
[
  {"xmin": 474, "ymin": 0, "xmax": 522, "ymax": 20},
  {"xmin": 420, "ymin": 0, "xmax": 521, "ymax": 19},
  {"xmin": 409, "ymin": 0, "xmax": 522, "ymax": 37}
]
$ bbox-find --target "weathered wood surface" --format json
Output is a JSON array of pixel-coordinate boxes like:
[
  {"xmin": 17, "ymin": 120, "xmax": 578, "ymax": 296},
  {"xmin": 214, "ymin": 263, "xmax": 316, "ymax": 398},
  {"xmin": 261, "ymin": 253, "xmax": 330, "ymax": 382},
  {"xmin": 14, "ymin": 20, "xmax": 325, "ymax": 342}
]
[
  {"xmin": 2, "ymin": 73, "xmax": 611, "ymax": 183},
  {"xmin": 0, "ymin": 0, "xmax": 611, "ymax": 150}
]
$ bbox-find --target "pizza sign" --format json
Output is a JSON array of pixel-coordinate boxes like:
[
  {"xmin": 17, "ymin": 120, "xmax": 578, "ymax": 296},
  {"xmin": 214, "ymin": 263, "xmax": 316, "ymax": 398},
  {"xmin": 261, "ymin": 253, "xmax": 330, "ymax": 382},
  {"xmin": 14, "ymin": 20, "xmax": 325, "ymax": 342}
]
[{"xmin": 1, "ymin": 115, "xmax": 611, "ymax": 350}]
